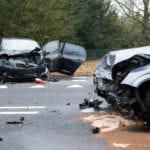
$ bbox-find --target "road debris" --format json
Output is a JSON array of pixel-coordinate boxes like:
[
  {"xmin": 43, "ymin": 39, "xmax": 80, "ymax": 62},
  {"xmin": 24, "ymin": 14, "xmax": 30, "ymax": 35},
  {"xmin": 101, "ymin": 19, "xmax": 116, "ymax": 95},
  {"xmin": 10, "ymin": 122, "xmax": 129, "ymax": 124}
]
[
  {"xmin": 7, "ymin": 121, "xmax": 22, "ymax": 125},
  {"xmin": 48, "ymin": 77, "xmax": 59, "ymax": 82},
  {"xmin": 92, "ymin": 127, "xmax": 100, "ymax": 134},
  {"xmin": 6, "ymin": 117, "xmax": 25, "ymax": 125},
  {"xmin": 35, "ymin": 78, "xmax": 45, "ymax": 84},
  {"xmin": 0, "ymin": 137, "xmax": 3, "ymax": 141},
  {"xmin": 67, "ymin": 103, "xmax": 71, "ymax": 106},
  {"xmin": 79, "ymin": 98, "xmax": 103, "ymax": 110},
  {"xmin": 20, "ymin": 116, "xmax": 24, "ymax": 122},
  {"xmin": 50, "ymin": 110, "xmax": 60, "ymax": 113}
]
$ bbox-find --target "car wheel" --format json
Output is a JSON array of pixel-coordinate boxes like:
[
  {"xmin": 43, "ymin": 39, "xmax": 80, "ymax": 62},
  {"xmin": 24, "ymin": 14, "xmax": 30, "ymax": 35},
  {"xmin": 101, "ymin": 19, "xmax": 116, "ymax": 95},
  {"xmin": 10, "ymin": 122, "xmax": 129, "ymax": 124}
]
[
  {"xmin": 142, "ymin": 87, "xmax": 150, "ymax": 126},
  {"xmin": 40, "ymin": 67, "xmax": 50, "ymax": 80}
]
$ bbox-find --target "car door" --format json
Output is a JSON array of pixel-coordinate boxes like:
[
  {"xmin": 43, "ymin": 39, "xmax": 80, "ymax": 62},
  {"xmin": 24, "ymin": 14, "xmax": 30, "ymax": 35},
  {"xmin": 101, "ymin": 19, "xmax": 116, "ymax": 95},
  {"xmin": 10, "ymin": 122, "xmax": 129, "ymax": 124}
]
[
  {"xmin": 60, "ymin": 43, "xmax": 86, "ymax": 75},
  {"xmin": 42, "ymin": 40, "xmax": 62, "ymax": 72},
  {"xmin": 43, "ymin": 41, "xmax": 86, "ymax": 75}
]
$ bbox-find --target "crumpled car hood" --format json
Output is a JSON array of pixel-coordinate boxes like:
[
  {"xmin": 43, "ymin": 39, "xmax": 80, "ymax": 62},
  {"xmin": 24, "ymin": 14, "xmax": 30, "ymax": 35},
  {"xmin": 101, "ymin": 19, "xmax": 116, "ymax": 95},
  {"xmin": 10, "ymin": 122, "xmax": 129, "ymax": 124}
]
[
  {"xmin": 95, "ymin": 46, "xmax": 150, "ymax": 80},
  {"xmin": 0, "ymin": 38, "xmax": 41, "ymax": 56},
  {"xmin": 109, "ymin": 46, "xmax": 150, "ymax": 65}
]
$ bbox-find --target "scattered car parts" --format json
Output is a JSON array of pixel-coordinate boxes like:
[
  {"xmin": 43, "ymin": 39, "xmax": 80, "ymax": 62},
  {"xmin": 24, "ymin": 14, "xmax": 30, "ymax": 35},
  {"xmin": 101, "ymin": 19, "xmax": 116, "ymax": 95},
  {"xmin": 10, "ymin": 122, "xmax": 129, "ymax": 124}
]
[
  {"xmin": 0, "ymin": 38, "xmax": 86, "ymax": 82},
  {"xmin": 94, "ymin": 46, "xmax": 150, "ymax": 126},
  {"xmin": 6, "ymin": 117, "xmax": 24, "ymax": 125},
  {"xmin": 79, "ymin": 98, "xmax": 103, "ymax": 110},
  {"xmin": 92, "ymin": 127, "xmax": 100, "ymax": 134}
]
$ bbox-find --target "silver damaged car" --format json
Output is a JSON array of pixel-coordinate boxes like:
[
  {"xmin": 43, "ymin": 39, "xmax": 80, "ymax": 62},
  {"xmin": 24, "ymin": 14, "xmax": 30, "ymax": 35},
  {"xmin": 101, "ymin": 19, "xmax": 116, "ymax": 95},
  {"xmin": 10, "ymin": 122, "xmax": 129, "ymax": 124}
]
[{"xmin": 94, "ymin": 46, "xmax": 150, "ymax": 126}]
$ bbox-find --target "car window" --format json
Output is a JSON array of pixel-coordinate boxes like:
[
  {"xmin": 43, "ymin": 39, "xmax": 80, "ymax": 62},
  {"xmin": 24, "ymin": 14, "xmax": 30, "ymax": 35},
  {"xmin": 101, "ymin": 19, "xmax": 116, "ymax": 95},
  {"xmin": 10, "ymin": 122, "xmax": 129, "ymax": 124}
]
[
  {"xmin": 42, "ymin": 40, "xmax": 60, "ymax": 54},
  {"xmin": 1, "ymin": 38, "xmax": 40, "ymax": 51},
  {"xmin": 63, "ymin": 43, "xmax": 86, "ymax": 59}
]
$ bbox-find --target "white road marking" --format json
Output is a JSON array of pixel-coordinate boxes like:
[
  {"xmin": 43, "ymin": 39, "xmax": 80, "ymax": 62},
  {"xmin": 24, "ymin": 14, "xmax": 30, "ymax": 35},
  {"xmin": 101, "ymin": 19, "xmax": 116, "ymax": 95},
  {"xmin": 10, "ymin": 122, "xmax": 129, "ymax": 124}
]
[
  {"xmin": 72, "ymin": 80, "xmax": 87, "ymax": 82},
  {"xmin": 0, "ymin": 106, "xmax": 45, "ymax": 109},
  {"xmin": 28, "ymin": 106, "xmax": 45, "ymax": 109},
  {"xmin": 67, "ymin": 84, "xmax": 83, "ymax": 88},
  {"xmin": 30, "ymin": 85, "xmax": 46, "ymax": 88},
  {"xmin": 0, "ymin": 111, "xmax": 39, "ymax": 115},
  {"xmin": 0, "ymin": 85, "xmax": 8, "ymax": 89}
]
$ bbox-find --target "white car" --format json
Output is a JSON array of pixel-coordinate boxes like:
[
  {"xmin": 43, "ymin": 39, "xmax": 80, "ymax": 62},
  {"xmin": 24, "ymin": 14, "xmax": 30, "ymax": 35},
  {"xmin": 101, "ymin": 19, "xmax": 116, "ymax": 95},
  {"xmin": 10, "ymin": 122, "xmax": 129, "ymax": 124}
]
[{"xmin": 94, "ymin": 46, "xmax": 150, "ymax": 126}]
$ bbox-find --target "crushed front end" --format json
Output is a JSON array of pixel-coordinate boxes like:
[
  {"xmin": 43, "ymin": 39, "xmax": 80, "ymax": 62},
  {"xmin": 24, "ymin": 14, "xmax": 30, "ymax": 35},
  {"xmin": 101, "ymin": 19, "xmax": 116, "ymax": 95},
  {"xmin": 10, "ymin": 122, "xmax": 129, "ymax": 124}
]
[
  {"xmin": 95, "ymin": 46, "xmax": 150, "ymax": 124},
  {"xmin": 0, "ymin": 38, "xmax": 48, "ymax": 82}
]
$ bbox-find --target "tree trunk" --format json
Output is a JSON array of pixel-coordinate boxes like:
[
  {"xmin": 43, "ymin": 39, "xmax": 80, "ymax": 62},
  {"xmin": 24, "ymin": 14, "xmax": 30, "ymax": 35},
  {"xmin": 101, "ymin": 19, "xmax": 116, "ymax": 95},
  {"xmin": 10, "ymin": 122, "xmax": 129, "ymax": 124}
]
[{"xmin": 142, "ymin": 0, "xmax": 150, "ymax": 41}]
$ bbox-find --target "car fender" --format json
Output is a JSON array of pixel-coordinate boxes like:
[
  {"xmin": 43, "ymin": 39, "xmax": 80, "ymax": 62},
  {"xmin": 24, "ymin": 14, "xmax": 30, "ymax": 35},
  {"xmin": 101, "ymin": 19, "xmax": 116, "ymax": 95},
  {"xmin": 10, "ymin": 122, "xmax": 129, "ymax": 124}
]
[{"xmin": 121, "ymin": 65, "xmax": 150, "ymax": 88}]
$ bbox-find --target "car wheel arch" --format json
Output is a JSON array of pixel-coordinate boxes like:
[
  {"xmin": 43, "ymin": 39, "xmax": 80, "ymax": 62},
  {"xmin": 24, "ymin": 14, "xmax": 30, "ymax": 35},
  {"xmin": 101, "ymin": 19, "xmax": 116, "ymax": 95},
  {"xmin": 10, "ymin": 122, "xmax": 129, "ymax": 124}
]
[{"xmin": 138, "ymin": 80, "xmax": 150, "ymax": 100}]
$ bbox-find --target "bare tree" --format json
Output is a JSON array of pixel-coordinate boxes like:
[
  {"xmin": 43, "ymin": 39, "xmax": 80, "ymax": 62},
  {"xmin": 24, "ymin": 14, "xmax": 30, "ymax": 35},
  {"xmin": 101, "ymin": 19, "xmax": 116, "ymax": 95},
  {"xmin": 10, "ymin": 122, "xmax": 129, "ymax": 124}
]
[{"xmin": 114, "ymin": 0, "xmax": 150, "ymax": 41}]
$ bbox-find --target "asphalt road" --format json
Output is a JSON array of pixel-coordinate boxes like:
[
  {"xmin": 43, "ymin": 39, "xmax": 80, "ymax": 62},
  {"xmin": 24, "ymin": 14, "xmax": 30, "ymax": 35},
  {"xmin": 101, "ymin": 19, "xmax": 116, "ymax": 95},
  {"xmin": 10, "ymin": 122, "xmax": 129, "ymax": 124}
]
[{"xmin": 0, "ymin": 76, "xmax": 110, "ymax": 150}]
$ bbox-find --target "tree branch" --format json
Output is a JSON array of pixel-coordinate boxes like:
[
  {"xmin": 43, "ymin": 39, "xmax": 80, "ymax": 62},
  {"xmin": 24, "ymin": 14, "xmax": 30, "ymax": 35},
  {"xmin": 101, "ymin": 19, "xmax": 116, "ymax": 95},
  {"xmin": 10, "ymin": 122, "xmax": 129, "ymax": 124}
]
[
  {"xmin": 114, "ymin": 0, "xmax": 143, "ymax": 25},
  {"xmin": 129, "ymin": 0, "xmax": 144, "ymax": 12}
]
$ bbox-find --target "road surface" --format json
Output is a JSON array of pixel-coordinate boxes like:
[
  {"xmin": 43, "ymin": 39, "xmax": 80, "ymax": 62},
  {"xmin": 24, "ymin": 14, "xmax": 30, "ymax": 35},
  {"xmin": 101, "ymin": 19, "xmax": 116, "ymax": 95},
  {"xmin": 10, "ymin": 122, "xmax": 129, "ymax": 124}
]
[{"xmin": 0, "ymin": 76, "xmax": 110, "ymax": 150}]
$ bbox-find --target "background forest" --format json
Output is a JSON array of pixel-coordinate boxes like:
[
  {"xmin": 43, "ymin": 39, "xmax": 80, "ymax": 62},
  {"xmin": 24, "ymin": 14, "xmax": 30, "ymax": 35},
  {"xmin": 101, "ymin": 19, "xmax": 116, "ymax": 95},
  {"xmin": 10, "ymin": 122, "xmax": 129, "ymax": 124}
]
[{"xmin": 0, "ymin": 0, "xmax": 149, "ymax": 53}]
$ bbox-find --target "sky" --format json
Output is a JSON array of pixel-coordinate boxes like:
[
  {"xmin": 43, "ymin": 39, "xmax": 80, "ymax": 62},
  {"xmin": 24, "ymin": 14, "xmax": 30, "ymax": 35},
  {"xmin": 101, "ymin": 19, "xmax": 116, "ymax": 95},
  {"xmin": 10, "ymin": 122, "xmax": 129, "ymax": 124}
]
[{"xmin": 111, "ymin": 0, "xmax": 146, "ymax": 16}]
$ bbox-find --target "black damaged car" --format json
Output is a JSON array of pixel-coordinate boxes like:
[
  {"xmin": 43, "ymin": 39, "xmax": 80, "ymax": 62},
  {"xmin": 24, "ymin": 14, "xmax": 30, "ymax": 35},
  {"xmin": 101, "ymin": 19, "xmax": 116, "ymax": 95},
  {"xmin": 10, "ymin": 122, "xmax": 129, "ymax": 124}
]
[{"xmin": 0, "ymin": 38, "xmax": 86, "ymax": 82}]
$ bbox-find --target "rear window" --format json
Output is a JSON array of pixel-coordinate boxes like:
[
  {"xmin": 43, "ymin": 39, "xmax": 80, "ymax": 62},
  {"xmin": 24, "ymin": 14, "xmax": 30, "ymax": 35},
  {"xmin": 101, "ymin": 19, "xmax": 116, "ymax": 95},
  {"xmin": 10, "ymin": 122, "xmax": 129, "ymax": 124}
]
[{"xmin": 63, "ymin": 43, "xmax": 86, "ymax": 59}]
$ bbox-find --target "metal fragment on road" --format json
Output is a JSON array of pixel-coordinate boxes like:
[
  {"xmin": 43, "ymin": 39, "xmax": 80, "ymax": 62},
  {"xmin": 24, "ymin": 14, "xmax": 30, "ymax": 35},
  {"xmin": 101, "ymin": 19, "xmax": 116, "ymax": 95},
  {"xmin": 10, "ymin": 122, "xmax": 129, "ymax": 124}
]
[
  {"xmin": 7, "ymin": 121, "xmax": 23, "ymax": 125},
  {"xmin": 79, "ymin": 98, "xmax": 103, "ymax": 110},
  {"xmin": 92, "ymin": 127, "xmax": 100, "ymax": 134}
]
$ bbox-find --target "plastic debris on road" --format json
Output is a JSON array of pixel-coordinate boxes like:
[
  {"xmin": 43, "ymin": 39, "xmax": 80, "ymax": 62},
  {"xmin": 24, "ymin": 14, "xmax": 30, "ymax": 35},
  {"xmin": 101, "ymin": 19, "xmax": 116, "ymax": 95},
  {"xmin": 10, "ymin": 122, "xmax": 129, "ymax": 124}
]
[{"xmin": 35, "ymin": 78, "xmax": 45, "ymax": 84}]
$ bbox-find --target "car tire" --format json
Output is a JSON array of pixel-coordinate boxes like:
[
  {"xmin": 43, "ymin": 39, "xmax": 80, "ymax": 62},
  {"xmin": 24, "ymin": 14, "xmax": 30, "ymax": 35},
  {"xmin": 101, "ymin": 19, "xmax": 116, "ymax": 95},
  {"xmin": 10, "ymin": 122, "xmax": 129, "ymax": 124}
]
[
  {"xmin": 143, "ymin": 87, "xmax": 150, "ymax": 110},
  {"xmin": 142, "ymin": 87, "xmax": 150, "ymax": 126}
]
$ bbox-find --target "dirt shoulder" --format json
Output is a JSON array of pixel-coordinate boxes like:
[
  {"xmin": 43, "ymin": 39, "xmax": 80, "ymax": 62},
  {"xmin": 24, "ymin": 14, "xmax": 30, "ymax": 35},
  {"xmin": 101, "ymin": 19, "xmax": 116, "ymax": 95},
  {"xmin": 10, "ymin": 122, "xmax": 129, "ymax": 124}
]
[
  {"xmin": 74, "ymin": 60, "xmax": 99, "ymax": 76},
  {"xmin": 78, "ymin": 112, "xmax": 150, "ymax": 150}
]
